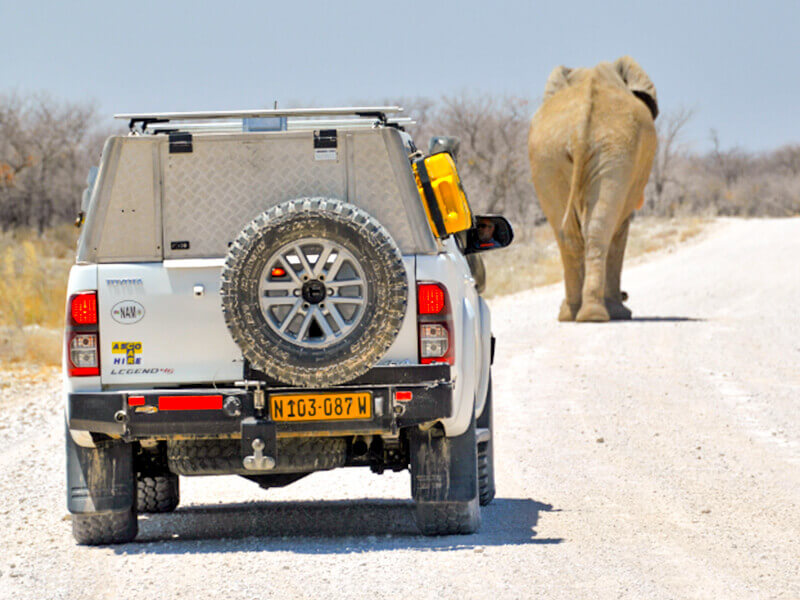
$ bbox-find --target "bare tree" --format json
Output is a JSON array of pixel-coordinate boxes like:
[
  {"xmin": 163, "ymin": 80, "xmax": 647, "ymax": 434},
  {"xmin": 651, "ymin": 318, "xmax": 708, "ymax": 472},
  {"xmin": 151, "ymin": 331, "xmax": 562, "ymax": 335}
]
[
  {"xmin": 646, "ymin": 107, "xmax": 693, "ymax": 212},
  {"xmin": 405, "ymin": 94, "xmax": 543, "ymax": 227},
  {"xmin": 707, "ymin": 129, "xmax": 751, "ymax": 188},
  {"xmin": 769, "ymin": 144, "xmax": 800, "ymax": 177},
  {"xmin": 0, "ymin": 93, "xmax": 101, "ymax": 232}
]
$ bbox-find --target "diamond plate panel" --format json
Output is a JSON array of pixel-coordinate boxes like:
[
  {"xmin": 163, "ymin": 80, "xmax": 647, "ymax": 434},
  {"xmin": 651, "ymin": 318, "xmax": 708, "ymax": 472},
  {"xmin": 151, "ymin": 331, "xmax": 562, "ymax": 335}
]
[
  {"xmin": 162, "ymin": 131, "xmax": 422, "ymax": 258},
  {"xmin": 349, "ymin": 131, "xmax": 416, "ymax": 251},
  {"xmin": 96, "ymin": 140, "xmax": 160, "ymax": 261},
  {"xmin": 163, "ymin": 134, "xmax": 346, "ymax": 258}
]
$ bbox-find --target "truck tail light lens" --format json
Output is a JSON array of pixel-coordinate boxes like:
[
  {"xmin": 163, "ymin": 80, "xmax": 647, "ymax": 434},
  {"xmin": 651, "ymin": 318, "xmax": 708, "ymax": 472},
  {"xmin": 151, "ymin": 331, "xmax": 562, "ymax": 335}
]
[
  {"xmin": 416, "ymin": 282, "xmax": 454, "ymax": 365},
  {"xmin": 420, "ymin": 324, "xmax": 449, "ymax": 359},
  {"xmin": 66, "ymin": 292, "xmax": 100, "ymax": 377},
  {"xmin": 70, "ymin": 292, "xmax": 98, "ymax": 325},
  {"xmin": 69, "ymin": 334, "xmax": 99, "ymax": 375},
  {"xmin": 417, "ymin": 283, "xmax": 446, "ymax": 314}
]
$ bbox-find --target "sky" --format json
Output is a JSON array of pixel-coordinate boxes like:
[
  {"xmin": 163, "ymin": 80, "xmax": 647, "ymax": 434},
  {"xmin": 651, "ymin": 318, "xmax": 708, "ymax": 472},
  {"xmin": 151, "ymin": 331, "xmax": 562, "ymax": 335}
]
[{"xmin": 1, "ymin": 0, "xmax": 799, "ymax": 152}]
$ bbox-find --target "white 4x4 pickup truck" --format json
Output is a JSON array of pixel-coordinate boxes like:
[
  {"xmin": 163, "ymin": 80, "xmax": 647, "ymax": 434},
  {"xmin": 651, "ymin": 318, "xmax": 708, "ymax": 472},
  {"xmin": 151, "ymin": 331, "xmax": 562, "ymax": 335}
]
[{"xmin": 64, "ymin": 107, "xmax": 513, "ymax": 544}]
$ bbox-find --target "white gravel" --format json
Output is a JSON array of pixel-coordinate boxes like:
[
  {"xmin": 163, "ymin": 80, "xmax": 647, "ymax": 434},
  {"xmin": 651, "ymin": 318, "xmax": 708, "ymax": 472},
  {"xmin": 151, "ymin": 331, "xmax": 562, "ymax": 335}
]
[{"xmin": 0, "ymin": 217, "xmax": 798, "ymax": 599}]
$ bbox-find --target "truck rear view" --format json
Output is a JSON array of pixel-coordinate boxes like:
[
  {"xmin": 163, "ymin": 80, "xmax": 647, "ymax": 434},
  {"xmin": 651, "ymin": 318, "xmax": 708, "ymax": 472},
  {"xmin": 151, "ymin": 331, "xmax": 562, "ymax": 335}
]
[{"xmin": 65, "ymin": 107, "xmax": 506, "ymax": 544}]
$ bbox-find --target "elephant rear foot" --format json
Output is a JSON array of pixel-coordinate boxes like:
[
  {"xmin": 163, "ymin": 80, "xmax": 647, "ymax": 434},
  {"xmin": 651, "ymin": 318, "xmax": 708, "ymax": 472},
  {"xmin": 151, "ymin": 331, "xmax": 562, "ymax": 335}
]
[
  {"xmin": 605, "ymin": 299, "xmax": 632, "ymax": 320},
  {"xmin": 576, "ymin": 301, "xmax": 610, "ymax": 322},
  {"xmin": 558, "ymin": 299, "xmax": 580, "ymax": 322}
]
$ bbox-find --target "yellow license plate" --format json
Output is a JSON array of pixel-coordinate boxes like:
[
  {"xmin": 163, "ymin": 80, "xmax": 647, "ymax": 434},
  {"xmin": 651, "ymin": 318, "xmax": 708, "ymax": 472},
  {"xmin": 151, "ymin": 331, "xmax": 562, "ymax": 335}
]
[{"xmin": 270, "ymin": 392, "xmax": 372, "ymax": 422}]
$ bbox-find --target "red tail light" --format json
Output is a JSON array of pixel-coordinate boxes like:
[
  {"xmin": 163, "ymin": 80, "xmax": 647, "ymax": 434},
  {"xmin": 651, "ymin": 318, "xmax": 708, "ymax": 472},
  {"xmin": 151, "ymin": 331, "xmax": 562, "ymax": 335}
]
[
  {"xmin": 66, "ymin": 292, "xmax": 100, "ymax": 377},
  {"xmin": 417, "ymin": 283, "xmax": 446, "ymax": 315},
  {"xmin": 417, "ymin": 282, "xmax": 454, "ymax": 365},
  {"xmin": 70, "ymin": 292, "xmax": 98, "ymax": 325}
]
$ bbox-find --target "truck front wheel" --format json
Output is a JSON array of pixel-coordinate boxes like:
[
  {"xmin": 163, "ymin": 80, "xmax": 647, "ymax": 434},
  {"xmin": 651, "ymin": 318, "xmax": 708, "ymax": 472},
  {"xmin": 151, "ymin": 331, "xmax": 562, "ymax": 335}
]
[{"xmin": 136, "ymin": 474, "xmax": 179, "ymax": 513}]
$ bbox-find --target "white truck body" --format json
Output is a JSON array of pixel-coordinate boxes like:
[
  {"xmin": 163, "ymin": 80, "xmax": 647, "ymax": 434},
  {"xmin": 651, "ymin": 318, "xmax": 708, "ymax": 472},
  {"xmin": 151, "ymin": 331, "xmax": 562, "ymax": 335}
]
[{"xmin": 66, "ymin": 116, "xmax": 491, "ymax": 439}]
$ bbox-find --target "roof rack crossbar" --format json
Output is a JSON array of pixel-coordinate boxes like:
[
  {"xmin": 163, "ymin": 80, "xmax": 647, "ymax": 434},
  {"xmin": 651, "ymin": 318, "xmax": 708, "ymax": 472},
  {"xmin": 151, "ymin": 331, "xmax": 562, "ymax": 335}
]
[{"xmin": 117, "ymin": 106, "xmax": 404, "ymax": 131}]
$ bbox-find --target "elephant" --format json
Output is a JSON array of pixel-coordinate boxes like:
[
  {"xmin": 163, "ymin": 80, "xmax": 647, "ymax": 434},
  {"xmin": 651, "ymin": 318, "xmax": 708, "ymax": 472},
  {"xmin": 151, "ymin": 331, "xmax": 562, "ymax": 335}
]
[{"xmin": 528, "ymin": 56, "xmax": 658, "ymax": 322}]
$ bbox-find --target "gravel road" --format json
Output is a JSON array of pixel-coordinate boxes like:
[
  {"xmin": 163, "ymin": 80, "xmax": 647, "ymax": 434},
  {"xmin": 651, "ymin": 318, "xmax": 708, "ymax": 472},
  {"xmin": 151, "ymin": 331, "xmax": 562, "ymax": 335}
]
[{"xmin": 1, "ymin": 218, "xmax": 798, "ymax": 599}]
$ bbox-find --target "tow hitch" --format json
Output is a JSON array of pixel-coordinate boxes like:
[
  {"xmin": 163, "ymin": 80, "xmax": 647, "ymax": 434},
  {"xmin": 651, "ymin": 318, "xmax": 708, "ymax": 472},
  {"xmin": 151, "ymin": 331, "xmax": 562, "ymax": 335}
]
[
  {"xmin": 243, "ymin": 438, "xmax": 276, "ymax": 471},
  {"xmin": 241, "ymin": 417, "xmax": 277, "ymax": 471}
]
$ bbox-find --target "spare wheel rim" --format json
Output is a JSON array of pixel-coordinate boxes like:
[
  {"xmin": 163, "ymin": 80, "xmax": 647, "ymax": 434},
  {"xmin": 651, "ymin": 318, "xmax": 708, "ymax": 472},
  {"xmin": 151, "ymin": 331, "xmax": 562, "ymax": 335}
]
[{"xmin": 257, "ymin": 237, "xmax": 368, "ymax": 349}]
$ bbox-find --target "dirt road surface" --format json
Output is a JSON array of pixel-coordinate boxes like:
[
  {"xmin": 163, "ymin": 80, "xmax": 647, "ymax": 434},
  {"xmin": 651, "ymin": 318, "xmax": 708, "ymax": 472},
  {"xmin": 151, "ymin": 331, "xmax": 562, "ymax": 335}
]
[{"xmin": 1, "ymin": 218, "xmax": 798, "ymax": 599}]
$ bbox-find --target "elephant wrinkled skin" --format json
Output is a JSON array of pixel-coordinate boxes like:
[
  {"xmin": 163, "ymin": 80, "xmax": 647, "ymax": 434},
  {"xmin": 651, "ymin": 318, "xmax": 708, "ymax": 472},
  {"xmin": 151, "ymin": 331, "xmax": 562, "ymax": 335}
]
[{"xmin": 528, "ymin": 56, "xmax": 658, "ymax": 322}]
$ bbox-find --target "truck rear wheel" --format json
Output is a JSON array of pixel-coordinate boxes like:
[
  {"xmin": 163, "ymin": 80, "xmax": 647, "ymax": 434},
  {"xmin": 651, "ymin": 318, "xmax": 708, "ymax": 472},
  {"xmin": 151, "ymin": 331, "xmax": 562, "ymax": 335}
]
[
  {"xmin": 477, "ymin": 376, "xmax": 496, "ymax": 506},
  {"xmin": 72, "ymin": 509, "xmax": 137, "ymax": 546},
  {"xmin": 66, "ymin": 426, "xmax": 137, "ymax": 545},
  {"xmin": 409, "ymin": 417, "xmax": 481, "ymax": 536}
]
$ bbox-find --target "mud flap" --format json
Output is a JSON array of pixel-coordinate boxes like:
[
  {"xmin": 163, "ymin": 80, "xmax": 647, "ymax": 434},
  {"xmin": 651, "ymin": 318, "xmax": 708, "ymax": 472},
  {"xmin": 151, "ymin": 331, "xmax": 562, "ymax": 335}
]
[
  {"xmin": 66, "ymin": 425, "xmax": 135, "ymax": 514},
  {"xmin": 409, "ymin": 416, "xmax": 481, "ymax": 534}
]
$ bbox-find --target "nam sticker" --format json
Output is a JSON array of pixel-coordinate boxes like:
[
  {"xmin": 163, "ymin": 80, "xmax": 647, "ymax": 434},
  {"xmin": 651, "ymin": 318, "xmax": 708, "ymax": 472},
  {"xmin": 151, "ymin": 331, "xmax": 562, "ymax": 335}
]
[
  {"xmin": 111, "ymin": 300, "xmax": 145, "ymax": 324},
  {"xmin": 112, "ymin": 341, "xmax": 142, "ymax": 365}
]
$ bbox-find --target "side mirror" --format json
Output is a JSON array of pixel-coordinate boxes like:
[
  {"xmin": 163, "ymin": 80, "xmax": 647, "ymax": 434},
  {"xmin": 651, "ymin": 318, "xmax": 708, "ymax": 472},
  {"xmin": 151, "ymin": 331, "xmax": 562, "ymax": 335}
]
[
  {"xmin": 428, "ymin": 136, "xmax": 461, "ymax": 162},
  {"xmin": 463, "ymin": 215, "xmax": 514, "ymax": 254}
]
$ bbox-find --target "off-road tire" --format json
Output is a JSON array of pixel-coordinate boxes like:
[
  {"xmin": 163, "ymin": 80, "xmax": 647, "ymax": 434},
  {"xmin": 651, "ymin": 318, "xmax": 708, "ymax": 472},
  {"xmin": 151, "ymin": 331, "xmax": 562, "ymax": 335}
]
[
  {"xmin": 167, "ymin": 437, "xmax": 347, "ymax": 475},
  {"xmin": 136, "ymin": 474, "xmax": 180, "ymax": 513},
  {"xmin": 477, "ymin": 376, "xmax": 496, "ymax": 506},
  {"xmin": 72, "ymin": 509, "xmax": 137, "ymax": 546},
  {"xmin": 477, "ymin": 445, "xmax": 495, "ymax": 506},
  {"xmin": 221, "ymin": 198, "xmax": 408, "ymax": 387},
  {"xmin": 415, "ymin": 500, "xmax": 481, "ymax": 535},
  {"xmin": 410, "ymin": 417, "xmax": 481, "ymax": 536}
]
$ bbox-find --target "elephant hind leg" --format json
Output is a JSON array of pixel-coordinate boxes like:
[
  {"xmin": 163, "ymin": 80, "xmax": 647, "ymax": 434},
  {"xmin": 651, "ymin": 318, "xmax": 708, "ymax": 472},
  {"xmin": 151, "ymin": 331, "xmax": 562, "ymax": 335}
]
[
  {"xmin": 605, "ymin": 216, "xmax": 632, "ymax": 320},
  {"xmin": 575, "ymin": 174, "xmax": 631, "ymax": 323},
  {"xmin": 559, "ymin": 298, "xmax": 580, "ymax": 322},
  {"xmin": 576, "ymin": 299, "xmax": 610, "ymax": 322},
  {"xmin": 555, "ymin": 231, "xmax": 584, "ymax": 321}
]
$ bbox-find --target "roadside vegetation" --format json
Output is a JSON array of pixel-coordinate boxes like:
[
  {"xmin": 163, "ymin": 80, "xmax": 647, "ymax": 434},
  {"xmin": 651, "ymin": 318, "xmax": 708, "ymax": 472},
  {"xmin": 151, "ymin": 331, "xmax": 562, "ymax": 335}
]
[
  {"xmin": 0, "ymin": 225, "xmax": 77, "ymax": 365},
  {"xmin": 482, "ymin": 217, "xmax": 711, "ymax": 298},
  {"xmin": 0, "ymin": 91, "xmax": 798, "ymax": 365}
]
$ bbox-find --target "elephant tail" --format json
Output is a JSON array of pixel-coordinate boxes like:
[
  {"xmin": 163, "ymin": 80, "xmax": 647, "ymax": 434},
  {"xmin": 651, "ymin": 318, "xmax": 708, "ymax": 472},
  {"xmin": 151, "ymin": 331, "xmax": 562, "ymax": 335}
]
[{"xmin": 561, "ymin": 78, "xmax": 595, "ymax": 234}]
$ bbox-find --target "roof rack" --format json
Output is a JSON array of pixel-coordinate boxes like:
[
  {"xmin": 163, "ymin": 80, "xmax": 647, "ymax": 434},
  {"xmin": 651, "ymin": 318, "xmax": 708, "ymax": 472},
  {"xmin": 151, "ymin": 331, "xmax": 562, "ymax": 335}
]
[{"xmin": 115, "ymin": 106, "xmax": 404, "ymax": 133}]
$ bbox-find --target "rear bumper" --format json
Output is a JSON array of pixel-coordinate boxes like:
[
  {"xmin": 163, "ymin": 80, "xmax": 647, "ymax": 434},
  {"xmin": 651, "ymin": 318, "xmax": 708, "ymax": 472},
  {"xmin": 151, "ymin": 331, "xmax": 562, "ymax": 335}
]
[{"xmin": 67, "ymin": 365, "xmax": 453, "ymax": 442}]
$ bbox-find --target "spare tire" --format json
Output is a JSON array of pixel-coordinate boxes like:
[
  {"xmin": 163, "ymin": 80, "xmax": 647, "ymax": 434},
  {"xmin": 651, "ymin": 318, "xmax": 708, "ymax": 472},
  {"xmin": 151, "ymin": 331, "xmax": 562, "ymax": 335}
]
[{"xmin": 221, "ymin": 198, "xmax": 408, "ymax": 387}]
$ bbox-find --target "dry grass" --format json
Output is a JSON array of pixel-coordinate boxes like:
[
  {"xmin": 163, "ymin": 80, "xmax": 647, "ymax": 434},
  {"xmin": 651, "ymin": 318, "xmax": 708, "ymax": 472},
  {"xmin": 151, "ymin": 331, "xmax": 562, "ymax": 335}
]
[
  {"xmin": 0, "ymin": 225, "xmax": 77, "ymax": 365},
  {"xmin": 482, "ymin": 216, "xmax": 711, "ymax": 299}
]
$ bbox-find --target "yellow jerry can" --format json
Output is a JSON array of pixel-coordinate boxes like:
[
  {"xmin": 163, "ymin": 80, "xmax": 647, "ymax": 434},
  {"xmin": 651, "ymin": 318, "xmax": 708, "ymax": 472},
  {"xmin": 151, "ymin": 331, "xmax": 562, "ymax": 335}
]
[{"xmin": 412, "ymin": 152, "xmax": 473, "ymax": 238}]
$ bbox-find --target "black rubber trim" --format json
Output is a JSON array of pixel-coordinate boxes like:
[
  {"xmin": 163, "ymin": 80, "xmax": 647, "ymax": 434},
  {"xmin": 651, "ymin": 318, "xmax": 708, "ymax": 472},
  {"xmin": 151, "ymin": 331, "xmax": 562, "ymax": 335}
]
[
  {"xmin": 413, "ymin": 156, "xmax": 447, "ymax": 237},
  {"xmin": 66, "ymin": 425, "xmax": 135, "ymax": 514}
]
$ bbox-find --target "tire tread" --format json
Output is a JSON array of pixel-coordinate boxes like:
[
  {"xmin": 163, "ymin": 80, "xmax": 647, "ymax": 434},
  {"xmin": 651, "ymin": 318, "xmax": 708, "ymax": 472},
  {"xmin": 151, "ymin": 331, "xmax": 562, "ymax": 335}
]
[
  {"xmin": 136, "ymin": 474, "xmax": 179, "ymax": 513},
  {"xmin": 415, "ymin": 500, "xmax": 481, "ymax": 536},
  {"xmin": 72, "ymin": 509, "xmax": 137, "ymax": 545}
]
